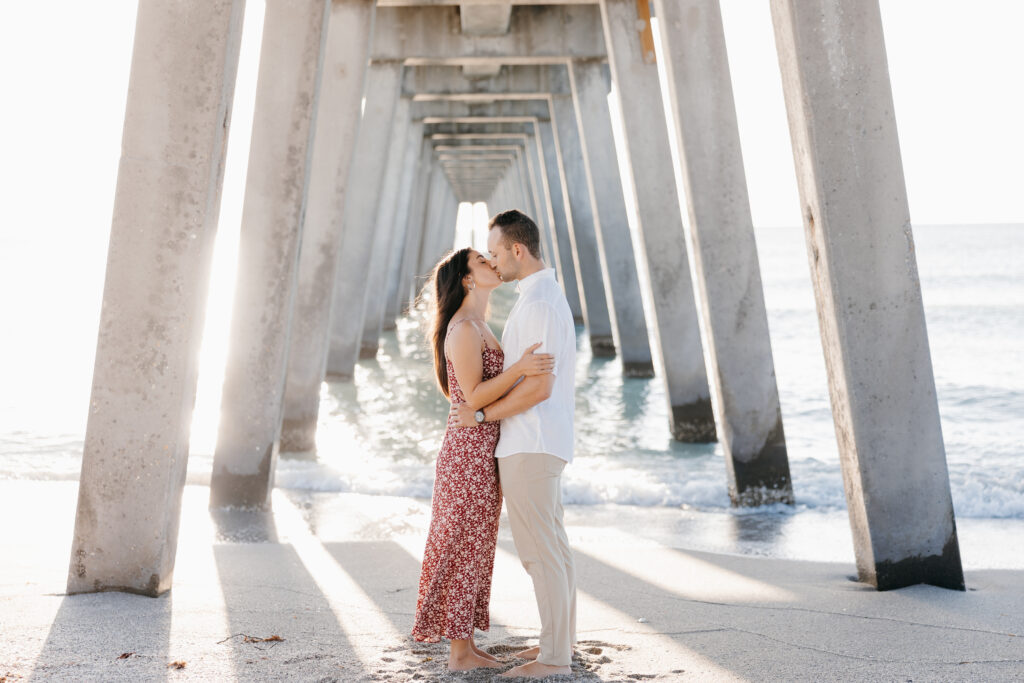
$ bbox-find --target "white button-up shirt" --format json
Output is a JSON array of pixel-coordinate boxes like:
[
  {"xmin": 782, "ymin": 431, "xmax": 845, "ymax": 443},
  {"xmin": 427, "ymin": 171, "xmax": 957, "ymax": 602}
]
[{"xmin": 495, "ymin": 268, "xmax": 576, "ymax": 463}]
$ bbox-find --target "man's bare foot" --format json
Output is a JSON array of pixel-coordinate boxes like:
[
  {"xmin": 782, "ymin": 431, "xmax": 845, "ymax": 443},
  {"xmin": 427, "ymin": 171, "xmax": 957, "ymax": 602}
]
[
  {"xmin": 515, "ymin": 645, "xmax": 540, "ymax": 660},
  {"xmin": 499, "ymin": 660, "xmax": 571, "ymax": 678},
  {"xmin": 448, "ymin": 651, "xmax": 504, "ymax": 671},
  {"xmin": 471, "ymin": 641, "xmax": 500, "ymax": 662}
]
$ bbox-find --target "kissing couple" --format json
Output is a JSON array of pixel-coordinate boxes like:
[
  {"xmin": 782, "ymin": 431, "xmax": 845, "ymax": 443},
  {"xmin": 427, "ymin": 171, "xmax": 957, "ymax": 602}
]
[{"xmin": 411, "ymin": 209, "xmax": 577, "ymax": 678}]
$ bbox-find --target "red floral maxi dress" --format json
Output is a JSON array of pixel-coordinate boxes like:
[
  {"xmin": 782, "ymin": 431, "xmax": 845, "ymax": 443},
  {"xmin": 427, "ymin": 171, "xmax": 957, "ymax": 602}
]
[{"xmin": 412, "ymin": 322, "xmax": 504, "ymax": 642}]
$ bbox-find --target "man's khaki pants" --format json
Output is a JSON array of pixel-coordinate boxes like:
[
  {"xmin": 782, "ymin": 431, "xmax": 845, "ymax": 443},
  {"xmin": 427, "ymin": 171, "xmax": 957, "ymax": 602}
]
[{"xmin": 498, "ymin": 452, "xmax": 576, "ymax": 666}]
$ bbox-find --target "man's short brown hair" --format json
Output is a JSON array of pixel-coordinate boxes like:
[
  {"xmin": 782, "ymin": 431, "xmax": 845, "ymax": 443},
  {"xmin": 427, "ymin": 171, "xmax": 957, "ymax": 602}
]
[{"xmin": 488, "ymin": 209, "xmax": 542, "ymax": 259}]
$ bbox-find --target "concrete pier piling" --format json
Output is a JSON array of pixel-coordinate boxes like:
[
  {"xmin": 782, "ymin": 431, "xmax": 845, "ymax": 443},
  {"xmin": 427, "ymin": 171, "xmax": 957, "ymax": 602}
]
[
  {"xmin": 211, "ymin": 0, "xmax": 331, "ymax": 507},
  {"xmin": 771, "ymin": 0, "xmax": 964, "ymax": 589},
  {"xmin": 382, "ymin": 120, "xmax": 425, "ymax": 330},
  {"xmin": 569, "ymin": 59, "xmax": 654, "ymax": 377},
  {"xmin": 537, "ymin": 121, "xmax": 585, "ymax": 322},
  {"xmin": 550, "ymin": 95, "xmax": 616, "ymax": 357},
  {"xmin": 360, "ymin": 96, "xmax": 412, "ymax": 360},
  {"xmin": 600, "ymin": 0, "xmax": 716, "ymax": 441},
  {"xmin": 397, "ymin": 138, "xmax": 434, "ymax": 314},
  {"xmin": 326, "ymin": 61, "xmax": 403, "ymax": 380},
  {"xmin": 278, "ymin": 0, "xmax": 376, "ymax": 453},
  {"xmin": 68, "ymin": 0, "xmax": 246, "ymax": 596},
  {"xmin": 654, "ymin": 0, "xmax": 792, "ymax": 503}
]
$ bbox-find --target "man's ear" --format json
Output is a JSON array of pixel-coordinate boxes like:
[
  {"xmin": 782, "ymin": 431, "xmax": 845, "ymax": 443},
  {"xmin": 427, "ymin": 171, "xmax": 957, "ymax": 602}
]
[{"xmin": 512, "ymin": 243, "xmax": 523, "ymax": 260}]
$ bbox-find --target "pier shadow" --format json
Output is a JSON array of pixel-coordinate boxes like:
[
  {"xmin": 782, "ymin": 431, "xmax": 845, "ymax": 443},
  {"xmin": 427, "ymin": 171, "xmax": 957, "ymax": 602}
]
[
  {"xmin": 31, "ymin": 589, "xmax": 173, "ymax": 681},
  {"xmin": 321, "ymin": 540, "xmax": 422, "ymax": 637},
  {"xmin": 211, "ymin": 510, "xmax": 361, "ymax": 680}
]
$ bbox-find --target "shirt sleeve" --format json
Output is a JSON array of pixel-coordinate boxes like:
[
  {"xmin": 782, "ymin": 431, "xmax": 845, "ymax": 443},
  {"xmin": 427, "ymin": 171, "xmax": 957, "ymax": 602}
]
[{"xmin": 515, "ymin": 301, "xmax": 564, "ymax": 376}]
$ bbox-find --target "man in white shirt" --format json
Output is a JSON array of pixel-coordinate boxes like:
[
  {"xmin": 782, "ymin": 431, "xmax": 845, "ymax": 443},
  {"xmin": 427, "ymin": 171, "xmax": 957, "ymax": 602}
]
[{"xmin": 454, "ymin": 209, "xmax": 577, "ymax": 679}]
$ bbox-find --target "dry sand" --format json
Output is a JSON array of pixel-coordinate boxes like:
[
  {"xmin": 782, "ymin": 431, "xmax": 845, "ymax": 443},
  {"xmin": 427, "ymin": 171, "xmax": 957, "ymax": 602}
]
[{"xmin": 2, "ymin": 481, "xmax": 1022, "ymax": 681}]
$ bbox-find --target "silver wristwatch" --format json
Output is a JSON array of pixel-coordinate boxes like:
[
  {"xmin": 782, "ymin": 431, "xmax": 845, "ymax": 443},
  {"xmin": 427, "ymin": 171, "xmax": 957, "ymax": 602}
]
[{"xmin": 474, "ymin": 409, "xmax": 486, "ymax": 424}]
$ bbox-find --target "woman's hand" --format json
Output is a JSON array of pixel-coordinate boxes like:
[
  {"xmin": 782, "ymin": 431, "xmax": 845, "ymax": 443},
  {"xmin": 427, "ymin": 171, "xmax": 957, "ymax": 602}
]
[{"xmin": 515, "ymin": 342, "xmax": 555, "ymax": 377}]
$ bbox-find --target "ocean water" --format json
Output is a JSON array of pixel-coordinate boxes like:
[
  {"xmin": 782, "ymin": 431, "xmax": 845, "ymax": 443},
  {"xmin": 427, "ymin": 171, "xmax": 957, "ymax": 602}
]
[{"xmin": 1, "ymin": 224, "xmax": 1022, "ymax": 559}]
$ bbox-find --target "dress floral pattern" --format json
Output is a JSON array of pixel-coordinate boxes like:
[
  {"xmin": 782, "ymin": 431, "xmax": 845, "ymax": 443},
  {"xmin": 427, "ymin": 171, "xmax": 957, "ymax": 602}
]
[{"xmin": 412, "ymin": 325, "xmax": 504, "ymax": 642}]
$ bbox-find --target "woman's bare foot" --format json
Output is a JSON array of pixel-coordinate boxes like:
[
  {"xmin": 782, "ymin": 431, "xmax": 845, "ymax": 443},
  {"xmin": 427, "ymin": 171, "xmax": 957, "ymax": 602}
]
[
  {"xmin": 448, "ymin": 650, "xmax": 504, "ymax": 671},
  {"xmin": 471, "ymin": 641, "xmax": 500, "ymax": 662},
  {"xmin": 499, "ymin": 660, "xmax": 571, "ymax": 678},
  {"xmin": 515, "ymin": 645, "xmax": 540, "ymax": 660}
]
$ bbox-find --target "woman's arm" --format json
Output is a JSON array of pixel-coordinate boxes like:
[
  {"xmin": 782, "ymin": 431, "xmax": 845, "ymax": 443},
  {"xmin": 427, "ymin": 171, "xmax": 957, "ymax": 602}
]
[{"xmin": 447, "ymin": 324, "xmax": 552, "ymax": 410}]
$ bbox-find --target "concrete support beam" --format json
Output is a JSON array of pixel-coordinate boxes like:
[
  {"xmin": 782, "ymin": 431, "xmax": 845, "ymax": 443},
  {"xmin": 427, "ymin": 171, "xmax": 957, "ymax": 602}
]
[
  {"xmin": 326, "ymin": 61, "xmax": 403, "ymax": 379},
  {"xmin": 68, "ymin": 0, "xmax": 245, "ymax": 596},
  {"xmin": 550, "ymin": 95, "xmax": 616, "ymax": 356},
  {"xmin": 459, "ymin": 3, "xmax": 512, "ymax": 35},
  {"xmin": 600, "ymin": 0, "xmax": 715, "ymax": 441},
  {"xmin": 412, "ymin": 98, "xmax": 551, "ymax": 121},
  {"xmin": 569, "ymin": 60, "xmax": 653, "ymax": 376},
  {"xmin": 212, "ymin": 0, "xmax": 331, "ymax": 506},
  {"xmin": 360, "ymin": 97, "xmax": 412, "ymax": 359},
  {"xmin": 404, "ymin": 64, "xmax": 571, "ymax": 97},
  {"xmin": 372, "ymin": 5, "xmax": 606, "ymax": 62},
  {"xmin": 383, "ymin": 119, "xmax": 425, "ymax": 329},
  {"xmin": 279, "ymin": 0, "xmax": 375, "ymax": 453},
  {"xmin": 652, "ymin": 0, "xmax": 792, "ymax": 503},
  {"xmin": 771, "ymin": 0, "xmax": 963, "ymax": 590}
]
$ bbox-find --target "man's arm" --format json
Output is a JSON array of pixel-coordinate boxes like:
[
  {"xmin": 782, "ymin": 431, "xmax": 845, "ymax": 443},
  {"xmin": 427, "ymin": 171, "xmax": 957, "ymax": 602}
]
[
  {"xmin": 453, "ymin": 301, "xmax": 560, "ymax": 426},
  {"xmin": 452, "ymin": 373, "xmax": 552, "ymax": 426}
]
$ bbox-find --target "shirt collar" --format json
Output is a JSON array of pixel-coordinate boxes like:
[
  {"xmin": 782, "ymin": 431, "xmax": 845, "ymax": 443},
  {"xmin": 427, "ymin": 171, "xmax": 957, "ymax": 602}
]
[{"xmin": 515, "ymin": 267, "xmax": 556, "ymax": 294}]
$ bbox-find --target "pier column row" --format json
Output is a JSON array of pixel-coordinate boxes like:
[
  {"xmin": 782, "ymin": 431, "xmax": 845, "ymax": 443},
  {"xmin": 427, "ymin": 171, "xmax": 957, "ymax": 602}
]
[
  {"xmin": 652, "ymin": 0, "xmax": 793, "ymax": 504},
  {"xmin": 599, "ymin": 0, "xmax": 716, "ymax": 441},
  {"xmin": 382, "ymin": 118, "xmax": 425, "ymax": 330},
  {"xmin": 278, "ymin": 0, "xmax": 376, "ymax": 453},
  {"xmin": 771, "ymin": 0, "xmax": 963, "ymax": 589},
  {"xmin": 536, "ymin": 121, "xmax": 585, "ymax": 323},
  {"xmin": 549, "ymin": 95, "xmax": 616, "ymax": 357},
  {"xmin": 212, "ymin": 0, "xmax": 331, "ymax": 504},
  {"xmin": 326, "ymin": 61, "xmax": 403, "ymax": 379},
  {"xmin": 69, "ymin": 0, "xmax": 246, "ymax": 596},
  {"xmin": 360, "ymin": 97, "xmax": 413, "ymax": 359},
  {"xmin": 569, "ymin": 61, "xmax": 653, "ymax": 376}
]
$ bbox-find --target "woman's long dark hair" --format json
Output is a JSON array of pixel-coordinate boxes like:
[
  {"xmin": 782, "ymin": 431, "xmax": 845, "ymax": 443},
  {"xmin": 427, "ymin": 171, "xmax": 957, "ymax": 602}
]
[{"xmin": 427, "ymin": 248, "xmax": 472, "ymax": 398}]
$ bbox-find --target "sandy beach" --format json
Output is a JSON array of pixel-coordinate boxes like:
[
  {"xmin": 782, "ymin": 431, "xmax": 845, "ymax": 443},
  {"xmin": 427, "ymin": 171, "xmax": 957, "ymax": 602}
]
[{"xmin": 1, "ymin": 480, "xmax": 1022, "ymax": 682}]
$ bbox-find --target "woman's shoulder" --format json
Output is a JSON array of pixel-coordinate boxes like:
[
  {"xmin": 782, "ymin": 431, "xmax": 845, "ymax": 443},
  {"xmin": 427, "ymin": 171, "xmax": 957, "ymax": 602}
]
[{"xmin": 445, "ymin": 317, "xmax": 487, "ymax": 350}]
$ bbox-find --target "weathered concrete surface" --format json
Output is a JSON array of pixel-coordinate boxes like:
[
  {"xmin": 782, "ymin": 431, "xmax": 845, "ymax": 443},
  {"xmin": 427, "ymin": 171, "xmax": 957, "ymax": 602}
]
[
  {"xmin": 360, "ymin": 97, "xmax": 412, "ymax": 360},
  {"xmin": 278, "ymin": 0, "xmax": 375, "ymax": 454},
  {"xmin": 653, "ymin": 0, "xmax": 791, "ymax": 503},
  {"xmin": 600, "ymin": 0, "xmax": 715, "ymax": 441},
  {"xmin": 550, "ymin": 95, "xmax": 616, "ymax": 356},
  {"xmin": 383, "ymin": 120, "xmax": 425, "ymax": 330},
  {"xmin": 570, "ymin": 59, "xmax": 653, "ymax": 377},
  {"xmin": 212, "ymin": 0, "xmax": 331, "ymax": 507},
  {"xmin": 67, "ymin": 0, "xmax": 246, "ymax": 596},
  {"xmin": 326, "ymin": 62, "xmax": 403, "ymax": 380},
  {"xmin": 771, "ymin": 0, "xmax": 963, "ymax": 590}
]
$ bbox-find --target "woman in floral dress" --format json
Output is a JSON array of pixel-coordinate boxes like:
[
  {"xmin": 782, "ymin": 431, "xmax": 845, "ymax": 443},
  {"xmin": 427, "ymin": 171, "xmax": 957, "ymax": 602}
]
[{"xmin": 412, "ymin": 247, "xmax": 553, "ymax": 671}]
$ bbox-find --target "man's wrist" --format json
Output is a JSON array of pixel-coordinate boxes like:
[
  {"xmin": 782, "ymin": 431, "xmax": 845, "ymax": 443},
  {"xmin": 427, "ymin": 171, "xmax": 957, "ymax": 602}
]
[{"xmin": 474, "ymin": 408, "xmax": 486, "ymax": 424}]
